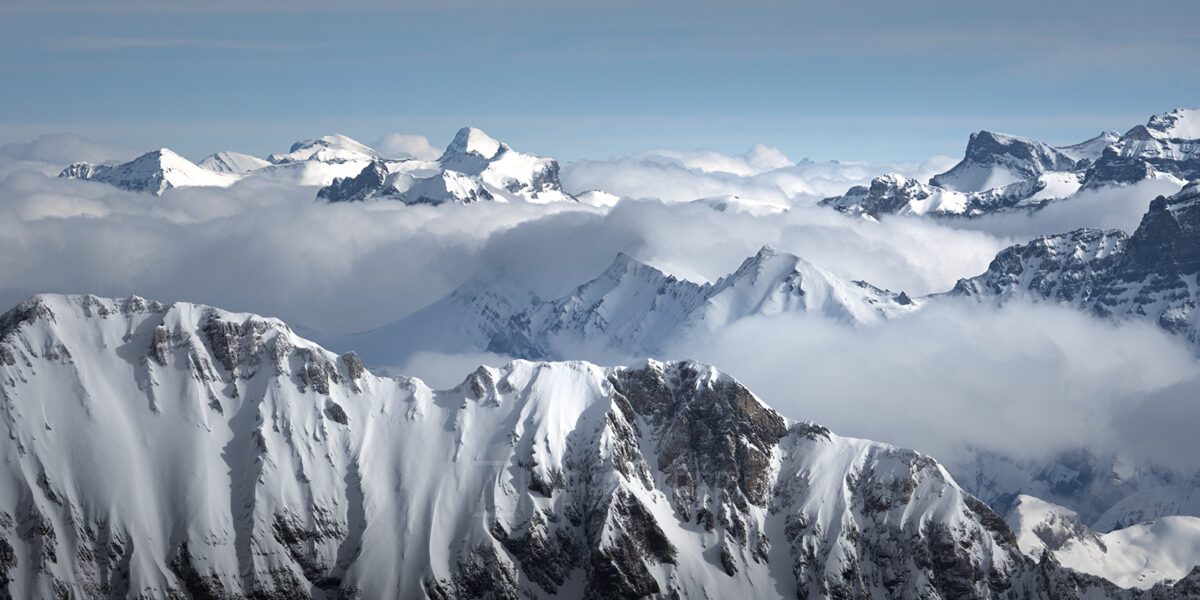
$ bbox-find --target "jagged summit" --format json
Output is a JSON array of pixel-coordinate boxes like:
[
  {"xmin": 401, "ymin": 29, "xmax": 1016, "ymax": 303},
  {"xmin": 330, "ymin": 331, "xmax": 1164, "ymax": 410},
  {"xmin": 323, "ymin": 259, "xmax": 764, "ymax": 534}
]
[{"xmin": 0, "ymin": 293, "xmax": 1177, "ymax": 598}]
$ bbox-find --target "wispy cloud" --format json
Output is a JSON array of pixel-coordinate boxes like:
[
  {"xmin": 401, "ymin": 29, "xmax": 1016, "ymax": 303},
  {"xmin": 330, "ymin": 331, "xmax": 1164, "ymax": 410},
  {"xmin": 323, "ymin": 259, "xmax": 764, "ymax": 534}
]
[{"xmin": 58, "ymin": 35, "xmax": 327, "ymax": 51}]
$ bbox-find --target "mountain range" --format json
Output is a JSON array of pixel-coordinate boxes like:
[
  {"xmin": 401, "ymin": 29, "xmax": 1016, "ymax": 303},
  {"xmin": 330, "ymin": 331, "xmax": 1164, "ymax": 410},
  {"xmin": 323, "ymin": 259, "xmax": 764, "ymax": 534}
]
[
  {"xmin": 323, "ymin": 182, "xmax": 1200, "ymax": 547},
  {"xmin": 56, "ymin": 128, "xmax": 577, "ymax": 206},
  {"xmin": 1, "ymin": 293, "xmax": 1195, "ymax": 598},
  {"xmin": 951, "ymin": 181, "xmax": 1200, "ymax": 347},
  {"xmin": 822, "ymin": 108, "xmax": 1198, "ymax": 218}
]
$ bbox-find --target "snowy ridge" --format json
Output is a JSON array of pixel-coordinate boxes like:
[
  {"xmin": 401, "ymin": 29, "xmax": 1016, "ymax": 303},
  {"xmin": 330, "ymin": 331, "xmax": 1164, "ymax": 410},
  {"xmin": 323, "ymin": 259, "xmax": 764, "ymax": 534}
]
[
  {"xmin": 0, "ymin": 293, "xmax": 1185, "ymax": 598},
  {"xmin": 1008, "ymin": 495, "xmax": 1200, "ymax": 589},
  {"xmin": 58, "ymin": 148, "xmax": 239, "ymax": 194},
  {"xmin": 317, "ymin": 127, "xmax": 576, "ymax": 205},
  {"xmin": 338, "ymin": 246, "xmax": 917, "ymax": 366}
]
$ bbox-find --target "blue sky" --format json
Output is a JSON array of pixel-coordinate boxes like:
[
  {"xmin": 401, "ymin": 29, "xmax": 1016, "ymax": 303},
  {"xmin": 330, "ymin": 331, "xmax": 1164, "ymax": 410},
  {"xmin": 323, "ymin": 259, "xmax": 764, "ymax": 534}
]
[{"xmin": 2, "ymin": 0, "xmax": 1197, "ymax": 162}]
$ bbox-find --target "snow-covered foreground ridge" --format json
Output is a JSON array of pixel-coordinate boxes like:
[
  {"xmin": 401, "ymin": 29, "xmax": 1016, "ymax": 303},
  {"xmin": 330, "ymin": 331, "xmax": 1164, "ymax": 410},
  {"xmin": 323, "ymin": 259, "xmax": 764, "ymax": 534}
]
[{"xmin": 1, "ymin": 294, "xmax": 1196, "ymax": 599}]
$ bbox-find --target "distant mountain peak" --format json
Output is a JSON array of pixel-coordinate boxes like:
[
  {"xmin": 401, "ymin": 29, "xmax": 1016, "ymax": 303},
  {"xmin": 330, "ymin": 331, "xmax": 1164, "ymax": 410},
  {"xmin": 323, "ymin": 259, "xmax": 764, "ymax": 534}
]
[
  {"xmin": 269, "ymin": 133, "xmax": 377, "ymax": 164},
  {"xmin": 441, "ymin": 126, "xmax": 502, "ymax": 161}
]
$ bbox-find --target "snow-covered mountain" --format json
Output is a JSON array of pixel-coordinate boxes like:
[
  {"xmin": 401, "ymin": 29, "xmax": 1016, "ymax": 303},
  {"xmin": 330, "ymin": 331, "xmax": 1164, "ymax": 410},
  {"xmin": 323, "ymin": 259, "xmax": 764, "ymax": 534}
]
[
  {"xmin": 267, "ymin": 134, "xmax": 378, "ymax": 165},
  {"xmin": 822, "ymin": 109, "xmax": 1197, "ymax": 218},
  {"xmin": 337, "ymin": 246, "xmax": 917, "ymax": 367},
  {"xmin": 58, "ymin": 148, "xmax": 239, "ymax": 194},
  {"xmin": 54, "ymin": 130, "xmax": 580, "ymax": 197},
  {"xmin": 0, "ymin": 293, "xmax": 1189, "ymax": 598},
  {"xmin": 317, "ymin": 127, "xmax": 576, "ymax": 205},
  {"xmin": 951, "ymin": 181, "xmax": 1200, "ymax": 348},
  {"xmin": 198, "ymin": 151, "xmax": 272, "ymax": 174},
  {"xmin": 1008, "ymin": 495, "xmax": 1200, "ymax": 589},
  {"xmin": 929, "ymin": 131, "xmax": 1086, "ymax": 193},
  {"xmin": 1084, "ymin": 108, "xmax": 1200, "ymax": 189}
]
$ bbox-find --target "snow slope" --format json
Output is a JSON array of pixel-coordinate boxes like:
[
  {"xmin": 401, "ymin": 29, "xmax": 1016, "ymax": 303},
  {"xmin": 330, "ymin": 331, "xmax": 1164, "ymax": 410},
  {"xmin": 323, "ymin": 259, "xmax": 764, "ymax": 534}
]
[
  {"xmin": 199, "ymin": 151, "xmax": 271, "ymax": 174},
  {"xmin": 267, "ymin": 134, "xmax": 378, "ymax": 165},
  {"xmin": 1009, "ymin": 495, "xmax": 1200, "ymax": 589},
  {"xmin": 0, "ymin": 294, "xmax": 1179, "ymax": 598}
]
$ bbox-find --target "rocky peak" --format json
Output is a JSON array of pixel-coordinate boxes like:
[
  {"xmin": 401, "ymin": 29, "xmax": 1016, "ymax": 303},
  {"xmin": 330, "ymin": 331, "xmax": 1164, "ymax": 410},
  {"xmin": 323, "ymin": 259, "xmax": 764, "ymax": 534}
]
[
  {"xmin": 1120, "ymin": 181, "xmax": 1200, "ymax": 276},
  {"xmin": 931, "ymin": 130, "xmax": 1078, "ymax": 191},
  {"xmin": 316, "ymin": 159, "xmax": 393, "ymax": 202}
]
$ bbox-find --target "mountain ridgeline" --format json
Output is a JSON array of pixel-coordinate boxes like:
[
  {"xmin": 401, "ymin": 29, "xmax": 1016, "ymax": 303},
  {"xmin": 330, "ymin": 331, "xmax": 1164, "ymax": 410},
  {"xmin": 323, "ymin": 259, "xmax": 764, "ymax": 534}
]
[
  {"xmin": 1, "ymin": 294, "xmax": 1196, "ymax": 599},
  {"xmin": 822, "ymin": 108, "xmax": 1199, "ymax": 218},
  {"xmin": 57, "ymin": 127, "xmax": 576, "ymax": 206}
]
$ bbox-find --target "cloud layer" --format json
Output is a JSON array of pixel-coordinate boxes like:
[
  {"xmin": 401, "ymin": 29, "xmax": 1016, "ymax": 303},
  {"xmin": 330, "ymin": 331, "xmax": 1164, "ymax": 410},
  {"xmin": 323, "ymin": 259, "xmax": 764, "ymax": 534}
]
[{"xmin": 1, "ymin": 134, "xmax": 1194, "ymax": 481}]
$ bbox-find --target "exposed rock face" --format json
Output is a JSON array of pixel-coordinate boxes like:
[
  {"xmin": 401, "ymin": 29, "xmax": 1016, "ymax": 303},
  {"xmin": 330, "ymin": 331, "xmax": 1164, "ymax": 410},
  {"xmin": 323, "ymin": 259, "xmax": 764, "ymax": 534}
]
[
  {"xmin": 0, "ymin": 294, "xmax": 1180, "ymax": 598},
  {"xmin": 317, "ymin": 127, "xmax": 576, "ymax": 205},
  {"xmin": 315, "ymin": 159, "xmax": 391, "ymax": 202},
  {"xmin": 951, "ymin": 181, "xmax": 1200, "ymax": 348}
]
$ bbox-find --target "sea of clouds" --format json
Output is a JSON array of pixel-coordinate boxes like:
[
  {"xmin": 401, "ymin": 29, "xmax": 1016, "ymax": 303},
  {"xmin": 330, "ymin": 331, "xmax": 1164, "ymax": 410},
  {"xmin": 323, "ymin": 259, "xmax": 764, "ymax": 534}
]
[{"xmin": 1, "ymin": 132, "xmax": 1195, "ymax": 475}]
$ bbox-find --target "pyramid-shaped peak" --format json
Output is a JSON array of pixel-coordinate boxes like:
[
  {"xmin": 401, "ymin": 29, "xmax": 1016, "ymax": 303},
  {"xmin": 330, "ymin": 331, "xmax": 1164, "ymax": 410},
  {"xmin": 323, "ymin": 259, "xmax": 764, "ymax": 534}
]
[{"xmin": 443, "ymin": 127, "xmax": 502, "ymax": 160}]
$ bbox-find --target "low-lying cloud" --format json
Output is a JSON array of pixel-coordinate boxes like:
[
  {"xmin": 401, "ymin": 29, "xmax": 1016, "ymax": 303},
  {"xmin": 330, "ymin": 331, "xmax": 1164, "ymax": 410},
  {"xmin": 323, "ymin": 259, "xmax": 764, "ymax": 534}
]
[{"xmin": 666, "ymin": 300, "xmax": 1200, "ymax": 472}]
